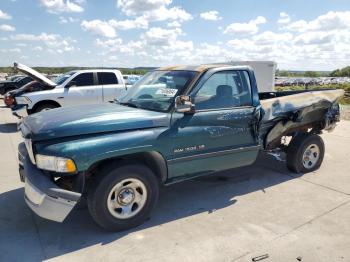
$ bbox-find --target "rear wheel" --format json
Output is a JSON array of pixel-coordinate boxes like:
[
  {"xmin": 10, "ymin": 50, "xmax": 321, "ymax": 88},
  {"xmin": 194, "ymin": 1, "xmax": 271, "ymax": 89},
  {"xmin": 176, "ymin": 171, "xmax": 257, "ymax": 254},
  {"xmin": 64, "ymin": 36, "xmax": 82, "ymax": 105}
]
[
  {"xmin": 87, "ymin": 164, "xmax": 159, "ymax": 231},
  {"xmin": 287, "ymin": 133, "xmax": 325, "ymax": 173}
]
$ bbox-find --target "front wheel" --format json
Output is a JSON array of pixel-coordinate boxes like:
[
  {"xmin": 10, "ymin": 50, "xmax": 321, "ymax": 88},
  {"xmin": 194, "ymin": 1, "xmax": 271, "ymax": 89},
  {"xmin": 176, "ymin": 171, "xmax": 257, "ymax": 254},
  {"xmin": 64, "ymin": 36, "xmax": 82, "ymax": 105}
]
[
  {"xmin": 87, "ymin": 164, "xmax": 159, "ymax": 231},
  {"xmin": 33, "ymin": 103, "xmax": 58, "ymax": 113},
  {"xmin": 286, "ymin": 133, "xmax": 325, "ymax": 173}
]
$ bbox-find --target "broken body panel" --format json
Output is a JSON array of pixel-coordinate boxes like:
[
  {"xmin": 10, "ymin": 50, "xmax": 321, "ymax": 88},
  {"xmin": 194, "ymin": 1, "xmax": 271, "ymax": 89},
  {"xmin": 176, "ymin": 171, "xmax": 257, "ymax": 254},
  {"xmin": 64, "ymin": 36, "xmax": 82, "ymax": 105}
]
[{"xmin": 259, "ymin": 89, "xmax": 344, "ymax": 149}]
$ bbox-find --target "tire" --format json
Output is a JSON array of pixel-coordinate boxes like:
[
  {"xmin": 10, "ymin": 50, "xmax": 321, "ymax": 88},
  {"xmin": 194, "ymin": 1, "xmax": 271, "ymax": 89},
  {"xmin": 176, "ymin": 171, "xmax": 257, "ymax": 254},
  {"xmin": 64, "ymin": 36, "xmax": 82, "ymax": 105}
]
[
  {"xmin": 33, "ymin": 103, "xmax": 58, "ymax": 113},
  {"xmin": 87, "ymin": 164, "xmax": 159, "ymax": 231},
  {"xmin": 287, "ymin": 133, "xmax": 325, "ymax": 173}
]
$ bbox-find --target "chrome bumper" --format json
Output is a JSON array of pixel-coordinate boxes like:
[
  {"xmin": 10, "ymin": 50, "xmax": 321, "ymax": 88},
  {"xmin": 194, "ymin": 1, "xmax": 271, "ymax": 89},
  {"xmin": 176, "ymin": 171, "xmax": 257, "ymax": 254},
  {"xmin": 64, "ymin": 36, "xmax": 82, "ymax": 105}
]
[
  {"xmin": 12, "ymin": 104, "xmax": 28, "ymax": 118},
  {"xmin": 18, "ymin": 143, "xmax": 81, "ymax": 222}
]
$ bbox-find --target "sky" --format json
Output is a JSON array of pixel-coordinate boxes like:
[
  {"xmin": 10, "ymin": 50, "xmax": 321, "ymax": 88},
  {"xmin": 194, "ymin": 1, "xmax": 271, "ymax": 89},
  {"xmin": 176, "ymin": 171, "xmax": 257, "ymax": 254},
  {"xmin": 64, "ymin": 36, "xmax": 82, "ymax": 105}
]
[{"xmin": 0, "ymin": 0, "xmax": 349, "ymax": 70}]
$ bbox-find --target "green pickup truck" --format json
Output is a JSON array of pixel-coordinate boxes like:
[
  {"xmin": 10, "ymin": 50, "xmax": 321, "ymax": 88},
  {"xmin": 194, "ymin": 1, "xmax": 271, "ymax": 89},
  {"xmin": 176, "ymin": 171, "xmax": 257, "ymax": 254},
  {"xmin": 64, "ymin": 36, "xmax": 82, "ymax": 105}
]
[{"xmin": 18, "ymin": 64, "xmax": 344, "ymax": 231}]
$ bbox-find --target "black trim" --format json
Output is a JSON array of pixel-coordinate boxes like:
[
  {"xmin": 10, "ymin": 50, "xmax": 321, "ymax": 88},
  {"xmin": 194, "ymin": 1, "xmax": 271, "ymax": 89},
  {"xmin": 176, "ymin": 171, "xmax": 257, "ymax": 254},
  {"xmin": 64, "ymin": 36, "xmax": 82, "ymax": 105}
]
[
  {"xmin": 194, "ymin": 105, "xmax": 255, "ymax": 113},
  {"xmin": 167, "ymin": 145, "xmax": 260, "ymax": 164}
]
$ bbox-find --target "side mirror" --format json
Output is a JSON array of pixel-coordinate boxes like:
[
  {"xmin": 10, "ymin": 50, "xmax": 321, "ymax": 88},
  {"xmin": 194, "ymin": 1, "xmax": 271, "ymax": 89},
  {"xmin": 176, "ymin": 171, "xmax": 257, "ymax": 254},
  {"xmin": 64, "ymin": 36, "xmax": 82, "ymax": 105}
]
[
  {"xmin": 175, "ymin": 95, "xmax": 195, "ymax": 114},
  {"xmin": 66, "ymin": 81, "xmax": 76, "ymax": 88}
]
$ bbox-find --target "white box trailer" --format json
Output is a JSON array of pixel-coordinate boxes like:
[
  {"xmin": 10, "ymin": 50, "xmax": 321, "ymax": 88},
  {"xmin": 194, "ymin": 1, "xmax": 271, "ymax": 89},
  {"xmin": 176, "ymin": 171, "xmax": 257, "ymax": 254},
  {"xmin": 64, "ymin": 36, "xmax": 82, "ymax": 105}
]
[{"xmin": 225, "ymin": 61, "xmax": 277, "ymax": 92}]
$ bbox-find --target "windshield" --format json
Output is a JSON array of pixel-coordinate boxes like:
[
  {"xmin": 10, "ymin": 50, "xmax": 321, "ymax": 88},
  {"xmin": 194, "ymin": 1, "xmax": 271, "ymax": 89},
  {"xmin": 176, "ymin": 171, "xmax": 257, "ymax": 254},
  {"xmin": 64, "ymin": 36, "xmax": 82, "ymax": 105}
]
[
  {"xmin": 119, "ymin": 70, "xmax": 197, "ymax": 112},
  {"xmin": 14, "ymin": 76, "xmax": 25, "ymax": 82},
  {"xmin": 54, "ymin": 71, "xmax": 76, "ymax": 85}
]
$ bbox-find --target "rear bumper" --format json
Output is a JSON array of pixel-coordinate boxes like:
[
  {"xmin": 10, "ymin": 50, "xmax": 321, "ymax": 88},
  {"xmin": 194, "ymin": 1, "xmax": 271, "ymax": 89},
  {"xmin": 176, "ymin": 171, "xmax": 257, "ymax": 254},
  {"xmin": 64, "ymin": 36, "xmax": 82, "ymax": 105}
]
[
  {"xmin": 12, "ymin": 104, "xmax": 27, "ymax": 118},
  {"xmin": 18, "ymin": 143, "xmax": 81, "ymax": 222}
]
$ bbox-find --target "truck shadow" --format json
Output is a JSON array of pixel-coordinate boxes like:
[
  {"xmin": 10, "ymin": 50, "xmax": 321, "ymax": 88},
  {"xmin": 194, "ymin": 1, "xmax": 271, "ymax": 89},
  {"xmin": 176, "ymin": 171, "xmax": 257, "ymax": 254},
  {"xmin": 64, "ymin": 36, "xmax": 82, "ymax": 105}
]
[{"xmin": 0, "ymin": 152, "xmax": 303, "ymax": 261}]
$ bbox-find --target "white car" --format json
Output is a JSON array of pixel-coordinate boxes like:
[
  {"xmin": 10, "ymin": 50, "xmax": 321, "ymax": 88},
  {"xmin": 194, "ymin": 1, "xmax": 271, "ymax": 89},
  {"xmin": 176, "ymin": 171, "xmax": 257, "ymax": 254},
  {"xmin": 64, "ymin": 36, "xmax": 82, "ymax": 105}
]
[{"xmin": 12, "ymin": 62, "xmax": 128, "ymax": 117}]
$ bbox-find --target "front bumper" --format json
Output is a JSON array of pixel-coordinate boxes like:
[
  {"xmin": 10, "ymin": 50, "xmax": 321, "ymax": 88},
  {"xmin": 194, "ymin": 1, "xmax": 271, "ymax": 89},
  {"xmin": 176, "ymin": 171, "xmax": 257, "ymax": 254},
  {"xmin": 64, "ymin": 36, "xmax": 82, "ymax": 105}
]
[
  {"xmin": 18, "ymin": 143, "xmax": 81, "ymax": 222},
  {"xmin": 12, "ymin": 104, "xmax": 28, "ymax": 118}
]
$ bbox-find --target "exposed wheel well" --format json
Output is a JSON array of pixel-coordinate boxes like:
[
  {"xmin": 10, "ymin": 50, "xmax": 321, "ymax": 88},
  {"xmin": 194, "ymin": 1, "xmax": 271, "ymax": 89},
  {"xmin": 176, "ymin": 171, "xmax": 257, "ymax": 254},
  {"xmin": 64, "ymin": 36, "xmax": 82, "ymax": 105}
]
[
  {"xmin": 31, "ymin": 100, "xmax": 61, "ymax": 114},
  {"xmin": 87, "ymin": 151, "xmax": 168, "ymax": 184}
]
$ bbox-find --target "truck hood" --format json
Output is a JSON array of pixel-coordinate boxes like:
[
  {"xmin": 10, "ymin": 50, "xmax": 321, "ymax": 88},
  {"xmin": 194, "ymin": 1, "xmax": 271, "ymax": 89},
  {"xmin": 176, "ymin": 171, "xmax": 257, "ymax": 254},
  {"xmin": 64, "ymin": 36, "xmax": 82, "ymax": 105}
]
[
  {"xmin": 20, "ymin": 104, "xmax": 170, "ymax": 141},
  {"xmin": 14, "ymin": 62, "xmax": 56, "ymax": 87}
]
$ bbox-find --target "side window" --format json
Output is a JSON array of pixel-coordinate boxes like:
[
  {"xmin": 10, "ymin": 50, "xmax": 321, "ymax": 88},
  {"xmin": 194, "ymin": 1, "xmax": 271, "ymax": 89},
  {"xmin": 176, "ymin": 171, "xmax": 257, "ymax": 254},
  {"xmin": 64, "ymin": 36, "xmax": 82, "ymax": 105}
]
[
  {"xmin": 193, "ymin": 71, "xmax": 252, "ymax": 110},
  {"xmin": 19, "ymin": 77, "xmax": 32, "ymax": 85},
  {"xmin": 70, "ymin": 73, "xmax": 94, "ymax": 87},
  {"xmin": 98, "ymin": 72, "xmax": 118, "ymax": 85}
]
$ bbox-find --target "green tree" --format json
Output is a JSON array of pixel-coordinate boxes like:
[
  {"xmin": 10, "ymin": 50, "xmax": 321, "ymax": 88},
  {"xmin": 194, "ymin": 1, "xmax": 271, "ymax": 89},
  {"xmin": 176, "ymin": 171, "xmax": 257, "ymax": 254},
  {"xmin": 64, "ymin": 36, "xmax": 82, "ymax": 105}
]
[{"xmin": 304, "ymin": 71, "xmax": 320, "ymax": 77}]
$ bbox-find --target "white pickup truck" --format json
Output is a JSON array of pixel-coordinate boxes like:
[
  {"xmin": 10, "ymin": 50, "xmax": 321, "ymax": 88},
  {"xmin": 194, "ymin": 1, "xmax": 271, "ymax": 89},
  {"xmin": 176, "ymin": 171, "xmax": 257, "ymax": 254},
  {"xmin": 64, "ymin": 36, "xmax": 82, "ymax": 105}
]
[{"xmin": 12, "ymin": 63, "xmax": 128, "ymax": 117}]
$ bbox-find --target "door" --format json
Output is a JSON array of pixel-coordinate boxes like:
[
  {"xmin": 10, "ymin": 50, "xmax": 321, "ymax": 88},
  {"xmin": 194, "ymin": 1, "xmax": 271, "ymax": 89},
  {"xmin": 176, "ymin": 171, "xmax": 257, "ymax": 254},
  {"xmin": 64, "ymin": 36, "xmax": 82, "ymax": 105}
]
[
  {"xmin": 97, "ymin": 72, "xmax": 127, "ymax": 102},
  {"xmin": 167, "ymin": 70, "xmax": 260, "ymax": 181},
  {"xmin": 62, "ymin": 72, "xmax": 102, "ymax": 106}
]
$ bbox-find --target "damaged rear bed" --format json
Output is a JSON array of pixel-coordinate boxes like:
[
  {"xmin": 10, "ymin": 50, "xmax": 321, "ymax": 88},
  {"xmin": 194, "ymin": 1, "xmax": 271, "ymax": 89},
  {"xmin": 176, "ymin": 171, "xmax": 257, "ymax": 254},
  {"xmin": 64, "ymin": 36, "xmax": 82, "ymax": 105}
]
[{"xmin": 259, "ymin": 89, "xmax": 344, "ymax": 150}]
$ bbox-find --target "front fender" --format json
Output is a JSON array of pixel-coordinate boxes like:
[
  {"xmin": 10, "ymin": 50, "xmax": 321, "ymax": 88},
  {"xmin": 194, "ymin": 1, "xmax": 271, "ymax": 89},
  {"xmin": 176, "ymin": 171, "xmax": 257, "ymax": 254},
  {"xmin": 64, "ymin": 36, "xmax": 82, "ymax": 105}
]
[{"xmin": 34, "ymin": 127, "xmax": 168, "ymax": 172}]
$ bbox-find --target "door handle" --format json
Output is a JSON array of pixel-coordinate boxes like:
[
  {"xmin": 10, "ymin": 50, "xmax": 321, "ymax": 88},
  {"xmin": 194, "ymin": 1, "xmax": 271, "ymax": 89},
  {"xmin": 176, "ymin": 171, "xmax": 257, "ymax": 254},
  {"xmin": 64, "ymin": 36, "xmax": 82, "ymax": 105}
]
[{"xmin": 57, "ymin": 97, "xmax": 64, "ymax": 99}]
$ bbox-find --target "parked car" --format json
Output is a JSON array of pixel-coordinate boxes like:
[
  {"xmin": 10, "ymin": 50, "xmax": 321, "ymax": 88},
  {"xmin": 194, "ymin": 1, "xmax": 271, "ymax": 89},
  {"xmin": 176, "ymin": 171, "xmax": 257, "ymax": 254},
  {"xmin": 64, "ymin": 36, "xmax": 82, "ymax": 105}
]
[
  {"xmin": 123, "ymin": 74, "xmax": 142, "ymax": 85},
  {"xmin": 11, "ymin": 62, "xmax": 128, "ymax": 117},
  {"xmin": 4, "ymin": 81, "xmax": 54, "ymax": 107},
  {"xmin": 0, "ymin": 75, "xmax": 33, "ymax": 95},
  {"xmin": 18, "ymin": 64, "xmax": 344, "ymax": 231},
  {"xmin": 6, "ymin": 74, "xmax": 22, "ymax": 81}
]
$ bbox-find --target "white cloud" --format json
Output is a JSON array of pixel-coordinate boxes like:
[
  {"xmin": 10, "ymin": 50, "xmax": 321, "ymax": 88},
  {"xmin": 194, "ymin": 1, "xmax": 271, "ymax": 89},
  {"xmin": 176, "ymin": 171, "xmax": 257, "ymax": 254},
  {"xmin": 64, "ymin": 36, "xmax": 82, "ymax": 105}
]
[
  {"xmin": 81, "ymin": 20, "xmax": 117, "ymax": 38},
  {"xmin": 166, "ymin": 40, "xmax": 193, "ymax": 51},
  {"xmin": 33, "ymin": 46, "xmax": 43, "ymax": 51},
  {"xmin": 294, "ymin": 31, "xmax": 333, "ymax": 45},
  {"xmin": 141, "ymin": 27, "xmax": 183, "ymax": 46},
  {"xmin": 0, "ymin": 10, "xmax": 12, "ymax": 20},
  {"xmin": 167, "ymin": 21, "xmax": 181, "ymax": 27},
  {"xmin": 200, "ymin": 11, "xmax": 222, "ymax": 21},
  {"xmin": 40, "ymin": 0, "xmax": 84, "ymax": 14},
  {"xmin": 117, "ymin": 0, "xmax": 171, "ymax": 16},
  {"xmin": 109, "ymin": 17, "xmax": 148, "ymax": 30},
  {"xmin": 81, "ymin": 17, "xmax": 148, "ymax": 37},
  {"xmin": 224, "ymin": 16, "xmax": 267, "ymax": 35},
  {"xmin": 116, "ymin": 0, "xmax": 192, "ymax": 23},
  {"xmin": 2, "ymin": 48, "xmax": 21, "ymax": 53},
  {"xmin": 278, "ymin": 12, "xmax": 291, "ymax": 24},
  {"xmin": 222, "ymin": 9, "xmax": 350, "ymax": 70},
  {"xmin": 10, "ymin": 32, "xmax": 76, "ymax": 51},
  {"xmin": 252, "ymin": 31, "xmax": 293, "ymax": 45},
  {"xmin": 59, "ymin": 16, "xmax": 79, "ymax": 24},
  {"xmin": 96, "ymin": 38, "xmax": 145, "ymax": 56},
  {"xmin": 286, "ymin": 11, "xmax": 350, "ymax": 32},
  {"xmin": 11, "ymin": 33, "xmax": 58, "ymax": 41},
  {"xmin": 96, "ymin": 38, "xmax": 123, "ymax": 49},
  {"xmin": 0, "ymin": 24, "xmax": 15, "ymax": 31}
]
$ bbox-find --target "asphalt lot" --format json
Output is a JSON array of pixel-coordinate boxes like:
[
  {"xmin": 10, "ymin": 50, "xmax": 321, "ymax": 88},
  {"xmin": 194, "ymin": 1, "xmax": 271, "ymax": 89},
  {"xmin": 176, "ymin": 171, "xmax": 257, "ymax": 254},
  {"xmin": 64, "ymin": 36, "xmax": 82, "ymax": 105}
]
[{"xmin": 0, "ymin": 100, "xmax": 350, "ymax": 262}]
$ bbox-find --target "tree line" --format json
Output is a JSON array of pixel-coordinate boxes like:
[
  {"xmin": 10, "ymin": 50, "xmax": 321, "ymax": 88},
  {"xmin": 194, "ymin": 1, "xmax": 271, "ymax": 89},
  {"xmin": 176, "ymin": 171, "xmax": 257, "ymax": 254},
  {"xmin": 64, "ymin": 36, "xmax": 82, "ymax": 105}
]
[{"xmin": 277, "ymin": 66, "xmax": 350, "ymax": 77}]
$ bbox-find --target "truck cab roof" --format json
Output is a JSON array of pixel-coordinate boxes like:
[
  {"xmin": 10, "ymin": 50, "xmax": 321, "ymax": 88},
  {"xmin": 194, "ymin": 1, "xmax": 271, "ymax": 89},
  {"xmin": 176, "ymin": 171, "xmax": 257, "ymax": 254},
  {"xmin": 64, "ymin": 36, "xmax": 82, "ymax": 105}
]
[{"xmin": 158, "ymin": 64, "xmax": 252, "ymax": 73}]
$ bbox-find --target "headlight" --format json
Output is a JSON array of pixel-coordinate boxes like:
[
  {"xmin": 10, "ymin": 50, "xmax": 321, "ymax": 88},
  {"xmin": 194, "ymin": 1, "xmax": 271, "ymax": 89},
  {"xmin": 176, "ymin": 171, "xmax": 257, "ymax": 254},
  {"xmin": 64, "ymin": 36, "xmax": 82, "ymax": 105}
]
[{"xmin": 35, "ymin": 154, "xmax": 77, "ymax": 173}]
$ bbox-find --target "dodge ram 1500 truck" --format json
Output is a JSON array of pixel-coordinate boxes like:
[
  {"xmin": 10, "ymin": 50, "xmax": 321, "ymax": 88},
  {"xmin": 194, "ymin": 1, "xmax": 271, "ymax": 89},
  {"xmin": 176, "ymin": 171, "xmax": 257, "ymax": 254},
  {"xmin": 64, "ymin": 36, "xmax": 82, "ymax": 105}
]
[
  {"xmin": 18, "ymin": 64, "xmax": 344, "ymax": 231},
  {"xmin": 12, "ymin": 62, "xmax": 127, "ymax": 117}
]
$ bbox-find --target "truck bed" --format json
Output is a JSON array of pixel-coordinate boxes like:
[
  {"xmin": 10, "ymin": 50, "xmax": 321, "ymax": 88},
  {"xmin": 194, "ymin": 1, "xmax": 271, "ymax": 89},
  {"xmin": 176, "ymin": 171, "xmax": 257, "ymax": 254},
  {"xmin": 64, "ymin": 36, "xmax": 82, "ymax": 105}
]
[
  {"xmin": 259, "ymin": 89, "xmax": 344, "ymax": 121},
  {"xmin": 258, "ymin": 89, "xmax": 344, "ymax": 149}
]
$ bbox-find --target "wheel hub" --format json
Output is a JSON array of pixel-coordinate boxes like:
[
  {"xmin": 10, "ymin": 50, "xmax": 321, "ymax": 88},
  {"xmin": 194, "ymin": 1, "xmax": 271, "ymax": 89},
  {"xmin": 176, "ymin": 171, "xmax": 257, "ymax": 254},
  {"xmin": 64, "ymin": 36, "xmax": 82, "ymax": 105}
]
[
  {"xmin": 117, "ymin": 188, "xmax": 135, "ymax": 205},
  {"xmin": 107, "ymin": 178, "xmax": 148, "ymax": 219},
  {"xmin": 302, "ymin": 144, "xmax": 320, "ymax": 169}
]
